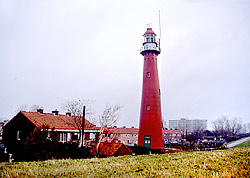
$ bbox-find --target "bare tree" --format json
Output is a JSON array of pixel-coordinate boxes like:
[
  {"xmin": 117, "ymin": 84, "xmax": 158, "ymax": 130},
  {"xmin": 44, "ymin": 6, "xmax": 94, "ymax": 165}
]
[
  {"xmin": 192, "ymin": 126, "xmax": 204, "ymax": 140},
  {"xmin": 177, "ymin": 119, "xmax": 189, "ymax": 139},
  {"xmin": 16, "ymin": 104, "xmax": 44, "ymax": 113},
  {"xmin": 213, "ymin": 116, "xmax": 242, "ymax": 138},
  {"xmin": 242, "ymin": 123, "xmax": 247, "ymax": 134},
  {"xmin": 212, "ymin": 116, "xmax": 229, "ymax": 138},
  {"xmin": 29, "ymin": 104, "xmax": 43, "ymax": 112},
  {"xmin": 226, "ymin": 117, "xmax": 242, "ymax": 138},
  {"xmin": 242, "ymin": 123, "xmax": 250, "ymax": 133},
  {"xmin": 61, "ymin": 99, "xmax": 94, "ymax": 146},
  {"xmin": 16, "ymin": 104, "xmax": 28, "ymax": 113},
  {"xmin": 96, "ymin": 105, "xmax": 122, "ymax": 154}
]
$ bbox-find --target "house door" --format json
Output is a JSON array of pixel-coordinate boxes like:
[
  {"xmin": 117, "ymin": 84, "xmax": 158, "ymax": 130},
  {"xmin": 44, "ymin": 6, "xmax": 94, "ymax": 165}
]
[{"xmin": 144, "ymin": 135, "xmax": 151, "ymax": 149}]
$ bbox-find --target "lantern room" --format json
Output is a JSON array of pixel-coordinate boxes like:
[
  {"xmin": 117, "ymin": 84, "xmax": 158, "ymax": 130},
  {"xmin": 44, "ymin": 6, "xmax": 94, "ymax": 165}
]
[{"xmin": 140, "ymin": 27, "xmax": 161, "ymax": 55}]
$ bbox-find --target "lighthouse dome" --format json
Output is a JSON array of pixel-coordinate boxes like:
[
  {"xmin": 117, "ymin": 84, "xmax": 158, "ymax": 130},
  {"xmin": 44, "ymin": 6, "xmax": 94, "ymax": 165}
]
[{"xmin": 144, "ymin": 28, "xmax": 156, "ymax": 35}]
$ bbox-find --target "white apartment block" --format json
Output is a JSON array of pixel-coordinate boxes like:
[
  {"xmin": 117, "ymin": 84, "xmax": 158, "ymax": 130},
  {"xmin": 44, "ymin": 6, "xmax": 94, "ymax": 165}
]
[{"xmin": 169, "ymin": 118, "xmax": 207, "ymax": 134}]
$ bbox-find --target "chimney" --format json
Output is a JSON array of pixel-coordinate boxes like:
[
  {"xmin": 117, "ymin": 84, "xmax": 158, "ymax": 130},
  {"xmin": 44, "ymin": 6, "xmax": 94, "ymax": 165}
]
[
  {"xmin": 66, "ymin": 112, "xmax": 71, "ymax": 116},
  {"xmin": 37, "ymin": 109, "xmax": 44, "ymax": 114},
  {"xmin": 113, "ymin": 126, "xmax": 117, "ymax": 129},
  {"xmin": 52, "ymin": 110, "xmax": 59, "ymax": 116},
  {"xmin": 122, "ymin": 126, "xmax": 126, "ymax": 129},
  {"xmin": 131, "ymin": 126, "xmax": 135, "ymax": 129}
]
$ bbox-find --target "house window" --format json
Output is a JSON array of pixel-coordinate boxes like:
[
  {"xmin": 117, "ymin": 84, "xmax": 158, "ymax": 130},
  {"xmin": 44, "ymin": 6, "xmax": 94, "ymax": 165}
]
[
  {"xmin": 17, "ymin": 131, "xmax": 21, "ymax": 140},
  {"xmin": 60, "ymin": 132, "xmax": 67, "ymax": 142},
  {"xmin": 146, "ymin": 72, "xmax": 150, "ymax": 78},
  {"xmin": 146, "ymin": 105, "xmax": 150, "ymax": 110},
  {"xmin": 67, "ymin": 133, "xmax": 71, "ymax": 142},
  {"xmin": 72, "ymin": 133, "xmax": 78, "ymax": 141},
  {"xmin": 90, "ymin": 133, "xmax": 95, "ymax": 140}
]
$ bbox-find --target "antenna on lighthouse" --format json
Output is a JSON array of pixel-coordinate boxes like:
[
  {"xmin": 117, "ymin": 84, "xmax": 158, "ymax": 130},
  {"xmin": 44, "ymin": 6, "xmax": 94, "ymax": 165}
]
[
  {"xmin": 159, "ymin": 10, "xmax": 161, "ymax": 39},
  {"xmin": 158, "ymin": 10, "xmax": 161, "ymax": 51}
]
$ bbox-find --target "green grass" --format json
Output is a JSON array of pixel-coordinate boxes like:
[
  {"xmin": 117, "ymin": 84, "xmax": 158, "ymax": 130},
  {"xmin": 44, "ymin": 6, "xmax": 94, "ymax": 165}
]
[
  {"xmin": 232, "ymin": 140, "xmax": 250, "ymax": 148},
  {"xmin": 1, "ymin": 148, "xmax": 249, "ymax": 177}
]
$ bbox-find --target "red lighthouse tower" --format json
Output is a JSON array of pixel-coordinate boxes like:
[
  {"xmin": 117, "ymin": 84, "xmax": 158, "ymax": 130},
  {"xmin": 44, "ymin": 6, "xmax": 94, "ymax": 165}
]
[{"xmin": 138, "ymin": 27, "xmax": 164, "ymax": 150}]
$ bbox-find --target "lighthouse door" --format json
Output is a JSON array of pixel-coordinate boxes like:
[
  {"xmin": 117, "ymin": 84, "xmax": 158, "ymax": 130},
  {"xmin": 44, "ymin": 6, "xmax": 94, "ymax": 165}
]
[{"xmin": 144, "ymin": 135, "xmax": 151, "ymax": 149}]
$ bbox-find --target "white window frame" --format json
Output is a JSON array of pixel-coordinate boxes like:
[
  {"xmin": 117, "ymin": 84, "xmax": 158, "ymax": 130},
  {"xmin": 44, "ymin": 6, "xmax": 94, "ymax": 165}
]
[
  {"xmin": 90, "ymin": 133, "xmax": 95, "ymax": 140},
  {"xmin": 60, "ymin": 132, "xmax": 67, "ymax": 142},
  {"xmin": 17, "ymin": 131, "xmax": 21, "ymax": 140}
]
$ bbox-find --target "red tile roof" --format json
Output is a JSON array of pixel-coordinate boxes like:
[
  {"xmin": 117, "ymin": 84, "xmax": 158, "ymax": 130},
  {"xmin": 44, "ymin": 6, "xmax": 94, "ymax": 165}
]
[
  {"xmin": 20, "ymin": 111, "xmax": 98, "ymax": 130},
  {"xmin": 107, "ymin": 127, "xmax": 139, "ymax": 134},
  {"xmin": 163, "ymin": 130, "xmax": 182, "ymax": 134},
  {"xmin": 105, "ymin": 128, "xmax": 181, "ymax": 135},
  {"xmin": 97, "ymin": 142, "xmax": 132, "ymax": 156}
]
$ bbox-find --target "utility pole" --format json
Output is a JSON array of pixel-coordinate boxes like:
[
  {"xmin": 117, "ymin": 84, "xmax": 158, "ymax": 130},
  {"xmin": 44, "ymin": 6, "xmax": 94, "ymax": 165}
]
[{"xmin": 81, "ymin": 105, "xmax": 86, "ymax": 147}]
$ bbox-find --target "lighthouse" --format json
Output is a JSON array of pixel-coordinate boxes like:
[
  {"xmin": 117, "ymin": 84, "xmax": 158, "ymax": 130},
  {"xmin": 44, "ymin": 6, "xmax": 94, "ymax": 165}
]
[{"xmin": 138, "ymin": 27, "xmax": 164, "ymax": 150}]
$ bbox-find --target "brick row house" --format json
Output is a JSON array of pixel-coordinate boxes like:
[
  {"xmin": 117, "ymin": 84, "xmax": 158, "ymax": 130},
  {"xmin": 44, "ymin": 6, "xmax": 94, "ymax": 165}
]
[
  {"xmin": 163, "ymin": 129, "xmax": 182, "ymax": 144},
  {"xmin": 3, "ymin": 109, "xmax": 100, "ymax": 152},
  {"xmin": 104, "ymin": 126, "xmax": 139, "ymax": 146},
  {"xmin": 102, "ymin": 126, "xmax": 182, "ymax": 146}
]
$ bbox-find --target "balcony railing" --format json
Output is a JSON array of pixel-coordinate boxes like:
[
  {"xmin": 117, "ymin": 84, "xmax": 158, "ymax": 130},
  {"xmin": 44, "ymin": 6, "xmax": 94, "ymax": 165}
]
[{"xmin": 140, "ymin": 45, "xmax": 161, "ymax": 55}]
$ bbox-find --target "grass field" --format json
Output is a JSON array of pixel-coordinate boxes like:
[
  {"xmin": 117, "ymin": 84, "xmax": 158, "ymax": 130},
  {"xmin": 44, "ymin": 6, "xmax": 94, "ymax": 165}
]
[{"xmin": 1, "ymin": 147, "xmax": 249, "ymax": 177}]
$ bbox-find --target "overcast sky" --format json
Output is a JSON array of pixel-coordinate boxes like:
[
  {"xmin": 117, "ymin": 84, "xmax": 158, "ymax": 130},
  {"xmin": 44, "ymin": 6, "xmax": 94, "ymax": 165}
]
[{"xmin": 1, "ymin": 0, "xmax": 250, "ymax": 129}]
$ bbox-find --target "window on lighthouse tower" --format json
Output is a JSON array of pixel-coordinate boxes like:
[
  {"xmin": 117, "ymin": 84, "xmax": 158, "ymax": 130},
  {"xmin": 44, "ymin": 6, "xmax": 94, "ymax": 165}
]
[
  {"xmin": 146, "ymin": 105, "xmax": 150, "ymax": 110},
  {"xmin": 146, "ymin": 72, "xmax": 150, "ymax": 78}
]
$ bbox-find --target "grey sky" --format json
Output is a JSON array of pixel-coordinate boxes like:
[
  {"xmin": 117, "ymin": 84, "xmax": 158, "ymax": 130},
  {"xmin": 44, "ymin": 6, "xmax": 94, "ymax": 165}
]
[{"xmin": 1, "ymin": 0, "xmax": 250, "ymax": 129}]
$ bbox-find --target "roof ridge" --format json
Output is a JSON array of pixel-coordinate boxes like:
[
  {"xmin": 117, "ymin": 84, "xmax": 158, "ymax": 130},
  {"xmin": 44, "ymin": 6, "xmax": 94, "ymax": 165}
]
[
  {"xmin": 19, "ymin": 111, "xmax": 97, "ymax": 130},
  {"xmin": 20, "ymin": 111, "xmax": 37, "ymax": 127}
]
